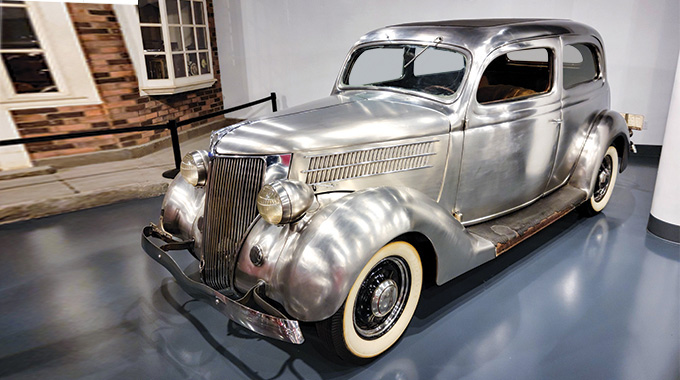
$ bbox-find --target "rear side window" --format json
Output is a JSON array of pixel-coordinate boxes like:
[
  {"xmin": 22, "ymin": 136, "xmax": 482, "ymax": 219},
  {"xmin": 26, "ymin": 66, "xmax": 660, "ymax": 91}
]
[
  {"xmin": 477, "ymin": 47, "xmax": 553, "ymax": 104},
  {"xmin": 563, "ymin": 43, "xmax": 600, "ymax": 88}
]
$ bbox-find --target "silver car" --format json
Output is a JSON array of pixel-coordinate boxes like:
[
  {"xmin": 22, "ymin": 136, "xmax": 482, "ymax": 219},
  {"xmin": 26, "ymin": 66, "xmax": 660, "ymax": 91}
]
[{"xmin": 142, "ymin": 19, "xmax": 633, "ymax": 361}]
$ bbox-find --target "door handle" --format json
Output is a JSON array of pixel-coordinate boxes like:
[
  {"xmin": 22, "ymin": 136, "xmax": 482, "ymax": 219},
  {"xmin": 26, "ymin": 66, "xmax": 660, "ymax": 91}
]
[{"xmin": 550, "ymin": 119, "xmax": 563, "ymax": 124}]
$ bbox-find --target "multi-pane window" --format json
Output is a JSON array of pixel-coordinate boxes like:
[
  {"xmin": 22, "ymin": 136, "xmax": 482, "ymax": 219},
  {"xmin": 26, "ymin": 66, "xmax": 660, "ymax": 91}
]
[
  {"xmin": 138, "ymin": 0, "xmax": 211, "ymax": 82},
  {"xmin": 0, "ymin": 0, "xmax": 57, "ymax": 94}
]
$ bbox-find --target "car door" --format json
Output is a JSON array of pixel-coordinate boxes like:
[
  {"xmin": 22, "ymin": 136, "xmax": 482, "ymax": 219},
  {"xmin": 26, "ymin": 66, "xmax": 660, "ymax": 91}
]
[
  {"xmin": 455, "ymin": 39, "xmax": 562, "ymax": 224},
  {"xmin": 546, "ymin": 36, "xmax": 608, "ymax": 192}
]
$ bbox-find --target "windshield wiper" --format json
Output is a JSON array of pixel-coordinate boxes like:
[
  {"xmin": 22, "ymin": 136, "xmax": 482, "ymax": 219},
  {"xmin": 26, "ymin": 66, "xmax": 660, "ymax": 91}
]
[{"xmin": 403, "ymin": 36, "xmax": 443, "ymax": 69}]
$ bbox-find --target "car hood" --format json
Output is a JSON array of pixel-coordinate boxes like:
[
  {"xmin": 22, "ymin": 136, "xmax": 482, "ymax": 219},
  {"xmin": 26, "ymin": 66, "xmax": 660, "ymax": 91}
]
[{"xmin": 211, "ymin": 92, "xmax": 451, "ymax": 155}]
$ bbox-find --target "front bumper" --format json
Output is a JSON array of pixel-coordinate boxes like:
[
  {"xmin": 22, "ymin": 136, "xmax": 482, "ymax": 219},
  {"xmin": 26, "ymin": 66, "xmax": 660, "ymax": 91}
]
[{"xmin": 141, "ymin": 225, "xmax": 304, "ymax": 344}]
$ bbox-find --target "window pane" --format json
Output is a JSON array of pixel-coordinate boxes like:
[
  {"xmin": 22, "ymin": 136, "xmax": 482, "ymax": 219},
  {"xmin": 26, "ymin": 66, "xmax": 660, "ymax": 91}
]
[
  {"xmin": 183, "ymin": 26, "xmax": 195, "ymax": 50},
  {"xmin": 180, "ymin": 0, "xmax": 192, "ymax": 24},
  {"xmin": 348, "ymin": 47, "xmax": 403, "ymax": 86},
  {"xmin": 1, "ymin": 6, "xmax": 40, "ymax": 49},
  {"xmin": 563, "ymin": 43, "xmax": 599, "ymax": 88},
  {"xmin": 169, "ymin": 27, "xmax": 182, "ymax": 51},
  {"xmin": 414, "ymin": 47, "xmax": 465, "ymax": 76},
  {"xmin": 196, "ymin": 27, "xmax": 206, "ymax": 49},
  {"xmin": 2, "ymin": 52, "xmax": 57, "ymax": 93},
  {"xmin": 477, "ymin": 48, "xmax": 552, "ymax": 104},
  {"xmin": 186, "ymin": 52, "xmax": 198, "ymax": 76},
  {"xmin": 193, "ymin": 1, "xmax": 204, "ymax": 24},
  {"xmin": 145, "ymin": 54, "xmax": 168, "ymax": 79},
  {"xmin": 507, "ymin": 49, "xmax": 549, "ymax": 62},
  {"xmin": 138, "ymin": 0, "xmax": 160, "ymax": 23},
  {"xmin": 141, "ymin": 26, "xmax": 164, "ymax": 52},
  {"xmin": 166, "ymin": 0, "xmax": 179, "ymax": 24},
  {"xmin": 199, "ymin": 51, "xmax": 209, "ymax": 74},
  {"xmin": 172, "ymin": 53, "xmax": 186, "ymax": 78}
]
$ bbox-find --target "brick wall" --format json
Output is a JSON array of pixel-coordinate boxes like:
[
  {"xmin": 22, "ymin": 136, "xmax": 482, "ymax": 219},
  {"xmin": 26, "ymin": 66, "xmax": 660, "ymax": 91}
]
[{"xmin": 10, "ymin": 1, "xmax": 223, "ymax": 160}]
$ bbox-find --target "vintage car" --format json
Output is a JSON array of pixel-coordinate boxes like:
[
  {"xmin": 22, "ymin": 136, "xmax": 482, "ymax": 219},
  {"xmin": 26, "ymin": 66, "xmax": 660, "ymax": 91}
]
[{"xmin": 142, "ymin": 19, "xmax": 633, "ymax": 361}]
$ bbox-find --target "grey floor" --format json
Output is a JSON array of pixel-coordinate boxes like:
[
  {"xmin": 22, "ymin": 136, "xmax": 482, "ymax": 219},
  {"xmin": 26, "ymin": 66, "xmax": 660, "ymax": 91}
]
[{"xmin": 0, "ymin": 156, "xmax": 678, "ymax": 380}]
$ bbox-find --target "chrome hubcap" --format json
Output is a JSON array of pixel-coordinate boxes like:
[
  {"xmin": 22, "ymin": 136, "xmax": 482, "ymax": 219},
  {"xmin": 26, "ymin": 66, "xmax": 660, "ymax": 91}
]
[
  {"xmin": 354, "ymin": 256, "xmax": 410, "ymax": 339},
  {"xmin": 594, "ymin": 155, "xmax": 613, "ymax": 202},
  {"xmin": 371, "ymin": 279, "xmax": 398, "ymax": 318}
]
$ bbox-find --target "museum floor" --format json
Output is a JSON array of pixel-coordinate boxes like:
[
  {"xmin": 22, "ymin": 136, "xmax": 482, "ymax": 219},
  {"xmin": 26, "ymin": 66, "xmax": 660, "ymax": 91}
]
[{"xmin": 0, "ymin": 155, "xmax": 677, "ymax": 380}]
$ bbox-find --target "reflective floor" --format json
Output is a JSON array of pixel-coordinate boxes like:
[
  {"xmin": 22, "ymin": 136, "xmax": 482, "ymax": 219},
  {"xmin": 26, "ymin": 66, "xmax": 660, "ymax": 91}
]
[{"xmin": 0, "ymin": 156, "xmax": 678, "ymax": 380}]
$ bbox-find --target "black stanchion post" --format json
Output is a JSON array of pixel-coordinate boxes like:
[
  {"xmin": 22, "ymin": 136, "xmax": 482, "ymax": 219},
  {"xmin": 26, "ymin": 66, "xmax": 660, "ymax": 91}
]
[
  {"xmin": 162, "ymin": 119, "xmax": 182, "ymax": 179},
  {"xmin": 270, "ymin": 92, "xmax": 278, "ymax": 112}
]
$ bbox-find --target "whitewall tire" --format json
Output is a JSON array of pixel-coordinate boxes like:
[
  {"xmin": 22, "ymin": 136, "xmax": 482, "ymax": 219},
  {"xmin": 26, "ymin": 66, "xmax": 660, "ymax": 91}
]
[
  {"xmin": 316, "ymin": 241, "xmax": 423, "ymax": 361},
  {"xmin": 581, "ymin": 145, "xmax": 619, "ymax": 216}
]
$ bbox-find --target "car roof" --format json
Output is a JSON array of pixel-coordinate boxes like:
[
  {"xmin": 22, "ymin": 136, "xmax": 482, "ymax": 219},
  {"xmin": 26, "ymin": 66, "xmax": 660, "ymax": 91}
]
[{"xmin": 355, "ymin": 18, "xmax": 602, "ymax": 55}]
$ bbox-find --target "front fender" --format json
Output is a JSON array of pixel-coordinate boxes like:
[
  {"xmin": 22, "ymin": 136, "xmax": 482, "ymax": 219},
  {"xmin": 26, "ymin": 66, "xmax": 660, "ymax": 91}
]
[
  {"xmin": 569, "ymin": 110, "xmax": 629, "ymax": 198},
  {"xmin": 237, "ymin": 187, "xmax": 495, "ymax": 322}
]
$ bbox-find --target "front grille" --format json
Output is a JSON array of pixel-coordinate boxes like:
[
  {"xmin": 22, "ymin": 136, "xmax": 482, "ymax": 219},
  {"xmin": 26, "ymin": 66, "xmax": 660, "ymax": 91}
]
[
  {"xmin": 303, "ymin": 140, "xmax": 437, "ymax": 185},
  {"xmin": 202, "ymin": 156, "xmax": 266, "ymax": 290}
]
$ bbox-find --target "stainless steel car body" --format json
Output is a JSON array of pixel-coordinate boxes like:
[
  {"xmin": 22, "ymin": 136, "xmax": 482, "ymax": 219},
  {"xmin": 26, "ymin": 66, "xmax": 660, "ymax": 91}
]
[{"xmin": 149, "ymin": 19, "xmax": 630, "ymax": 336}]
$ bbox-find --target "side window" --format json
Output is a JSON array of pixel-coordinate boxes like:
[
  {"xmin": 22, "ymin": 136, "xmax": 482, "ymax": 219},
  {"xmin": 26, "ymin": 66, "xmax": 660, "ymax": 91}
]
[
  {"xmin": 563, "ymin": 43, "xmax": 600, "ymax": 88},
  {"xmin": 477, "ymin": 47, "xmax": 553, "ymax": 104},
  {"xmin": 0, "ymin": 1, "xmax": 57, "ymax": 94}
]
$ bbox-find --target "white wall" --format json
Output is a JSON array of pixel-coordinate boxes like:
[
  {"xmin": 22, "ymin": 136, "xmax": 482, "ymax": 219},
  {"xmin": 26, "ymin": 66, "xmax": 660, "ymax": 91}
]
[{"xmin": 214, "ymin": 0, "xmax": 679, "ymax": 145}]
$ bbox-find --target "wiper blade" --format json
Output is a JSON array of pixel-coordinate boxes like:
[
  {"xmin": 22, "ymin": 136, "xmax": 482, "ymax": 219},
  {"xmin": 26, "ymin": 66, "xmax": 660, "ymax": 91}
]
[{"xmin": 404, "ymin": 36, "xmax": 443, "ymax": 69}]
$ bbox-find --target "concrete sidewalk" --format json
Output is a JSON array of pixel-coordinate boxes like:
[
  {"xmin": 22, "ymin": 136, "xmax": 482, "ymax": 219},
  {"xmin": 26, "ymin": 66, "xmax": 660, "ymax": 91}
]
[{"xmin": 0, "ymin": 133, "xmax": 211, "ymax": 225}]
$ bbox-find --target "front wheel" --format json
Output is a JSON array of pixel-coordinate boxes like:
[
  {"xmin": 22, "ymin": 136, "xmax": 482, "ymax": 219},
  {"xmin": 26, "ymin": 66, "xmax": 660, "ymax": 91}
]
[
  {"xmin": 316, "ymin": 241, "xmax": 423, "ymax": 361},
  {"xmin": 580, "ymin": 145, "xmax": 619, "ymax": 216}
]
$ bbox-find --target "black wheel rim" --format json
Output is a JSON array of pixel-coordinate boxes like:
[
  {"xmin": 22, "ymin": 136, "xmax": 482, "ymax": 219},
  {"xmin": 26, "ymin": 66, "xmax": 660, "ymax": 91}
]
[
  {"xmin": 594, "ymin": 154, "xmax": 613, "ymax": 202},
  {"xmin": 353, "ymin": 256, "xmax": 410, "ymax": 340}
]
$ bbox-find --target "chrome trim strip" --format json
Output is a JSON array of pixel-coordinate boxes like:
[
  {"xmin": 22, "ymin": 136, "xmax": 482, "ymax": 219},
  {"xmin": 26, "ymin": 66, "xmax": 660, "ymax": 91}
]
[
  {"xmin": 311, "ymin": 165, "xmax": 434, "ymax": 185},
  {"xmin": 301, "ymin": 152, "xmax": 436, "ymax": 173},
  {"xmin": 303, "ymin": 139, "xmax": 439, "ymax": 159}
]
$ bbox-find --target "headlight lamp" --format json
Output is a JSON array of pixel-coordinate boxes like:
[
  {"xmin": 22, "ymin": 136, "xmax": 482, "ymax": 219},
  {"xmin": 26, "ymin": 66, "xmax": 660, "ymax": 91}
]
[
  {"xmin": 257, "ymin": 180, "xmax": 314, "ymax": 225},
  {"xmin": 180, "ymin": 150, "xmax": 210, "ymax": 186}
]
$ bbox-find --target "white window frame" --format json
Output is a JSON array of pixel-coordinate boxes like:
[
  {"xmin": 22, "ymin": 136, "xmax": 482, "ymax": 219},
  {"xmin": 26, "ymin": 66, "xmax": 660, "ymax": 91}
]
[
  {"xmin": 114, "ymin": 1, "xmax": 216, "ymax": 96},
  {"xmin": 0, "ymin": 1, "xmax": 101, "ymax": 109},
  {"xmin": 0, "ymin": 1, "xmax": 101, "ymax": 170}
]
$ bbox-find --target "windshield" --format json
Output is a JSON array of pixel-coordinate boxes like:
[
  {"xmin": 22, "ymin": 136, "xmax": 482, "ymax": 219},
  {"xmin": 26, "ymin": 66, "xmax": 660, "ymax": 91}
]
[{"xmin": 342, "ymin": 44, "xmax": 467, "ymax": 99}]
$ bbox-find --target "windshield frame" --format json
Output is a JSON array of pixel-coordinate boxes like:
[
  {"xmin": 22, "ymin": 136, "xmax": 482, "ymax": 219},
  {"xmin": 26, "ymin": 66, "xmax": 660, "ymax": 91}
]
[{"xmin": 336, "ymin": 40, "xmax": 472, "ymax": 104}]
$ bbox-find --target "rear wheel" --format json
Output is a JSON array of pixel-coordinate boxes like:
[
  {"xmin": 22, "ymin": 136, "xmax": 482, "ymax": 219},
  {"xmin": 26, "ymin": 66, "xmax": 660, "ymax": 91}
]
[
  {"xmin": 316, "ymin": 241, "xmax": 423, "ymax": 361},
  {"xmin": 580, "ymin": 146, "xmax": 618, "ymax": 216}
]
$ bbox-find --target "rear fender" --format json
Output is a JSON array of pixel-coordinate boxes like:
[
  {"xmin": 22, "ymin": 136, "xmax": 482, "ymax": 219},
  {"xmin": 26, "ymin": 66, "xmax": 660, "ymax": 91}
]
[{"xmin": 569, "ymin": 110, "xmax": 629, "ymax": 197}]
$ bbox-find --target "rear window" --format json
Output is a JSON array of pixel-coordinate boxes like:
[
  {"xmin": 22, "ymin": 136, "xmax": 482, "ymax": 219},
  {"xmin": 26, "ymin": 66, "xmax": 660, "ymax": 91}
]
[{"xmin": 563, "ymin": 43, "xmax": 600, "ymax": 88}]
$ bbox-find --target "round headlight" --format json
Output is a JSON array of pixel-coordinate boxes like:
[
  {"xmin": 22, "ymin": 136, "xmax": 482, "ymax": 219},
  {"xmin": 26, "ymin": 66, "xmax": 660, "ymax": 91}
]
[
  {"xmin": 257, "ymin": 180, "xmax": 314, "ymax": 225},
  {"xmin": 257, "ymin": 184, "xmax": 283, "ymax": 224},
  {"xmin": 180, "ymin": 150, "xmax": 209, "ymax": 186}
]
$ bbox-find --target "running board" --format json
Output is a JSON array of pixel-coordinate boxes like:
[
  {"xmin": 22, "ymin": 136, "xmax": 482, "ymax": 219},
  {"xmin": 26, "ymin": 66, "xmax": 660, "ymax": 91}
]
[{"xmin": 467, "ymin": 185, "xmax": 587, "ymax": 256}]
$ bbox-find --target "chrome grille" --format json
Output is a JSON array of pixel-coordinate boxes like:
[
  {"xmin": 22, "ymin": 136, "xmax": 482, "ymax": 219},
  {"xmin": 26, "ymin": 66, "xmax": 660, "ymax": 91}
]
[
  {"xmin": 303, "ymin": 140, "xmax": 437, "ymax": 185},
  {"xmin": 202, "ymin": 156, "xmax": 266, "ymax": 290}
]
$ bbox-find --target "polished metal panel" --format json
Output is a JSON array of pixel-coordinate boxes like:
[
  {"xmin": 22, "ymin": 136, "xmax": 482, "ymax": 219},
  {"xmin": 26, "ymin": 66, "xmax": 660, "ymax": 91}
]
[
  {"xmin": 456, "ymin": 38, "xmax": 562, "ymax": 224},
  {"xmin": 160, "ymin": 175, "xmax": 205, "ymax": 255},
  {"xmin": 336, "ymin": 20, "xmax": 601, "ymax": 91},
  {"xmin": 568, "ymin": 110, "xmax": 629, "ymax": 197},
  {"xmin": 290, "ymin": 135, "xmax": 447, "ymax": 200},
  {"xmin": 202, "ymin": 157, "xmax": 266, "ymax": 290},
  {"xmin": 236, "ymin": 187, "xmax": 495, "ymax": 322},
  {"xmin": 142, "ymin": 226, "xmax": 304, "ymax": 344},
  {"xmin": 546, "ymin": 34, "xmax": 609, "ymax": 192},
  {"xmin": 303, "ymin": 140, "xmax": 437, "ymax": 185},
  {"xmin": 211, "ymin": 92, "xmax": 451, "ymax": 156}
]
